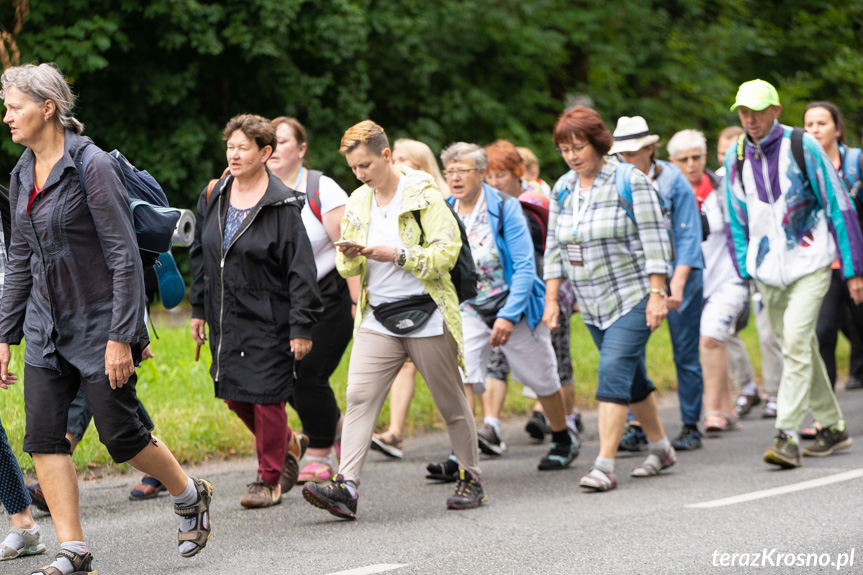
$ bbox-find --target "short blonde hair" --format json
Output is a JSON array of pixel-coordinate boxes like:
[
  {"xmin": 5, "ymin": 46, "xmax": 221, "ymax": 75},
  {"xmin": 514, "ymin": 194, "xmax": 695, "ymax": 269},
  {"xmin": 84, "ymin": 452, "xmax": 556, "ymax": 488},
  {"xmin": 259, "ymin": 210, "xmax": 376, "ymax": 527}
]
[
  {"xmin": 340, "ymin": 120, "xmax": 389, "ymax": 155},
  {"xmin": 393, "ymin": 138, "xmax": 449, "ymax": 195}
]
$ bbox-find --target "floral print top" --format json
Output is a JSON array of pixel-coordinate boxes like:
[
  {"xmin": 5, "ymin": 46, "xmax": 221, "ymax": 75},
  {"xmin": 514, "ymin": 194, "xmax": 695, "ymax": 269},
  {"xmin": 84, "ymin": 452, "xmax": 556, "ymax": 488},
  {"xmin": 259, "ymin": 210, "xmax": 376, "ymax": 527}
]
[
  {"xmin": 223, "ymin": 204, "xmax": 252, "ymax": 254},
  {"xmin": 458, "ymin": 203, "xmax": 507, "ymax": 316}
]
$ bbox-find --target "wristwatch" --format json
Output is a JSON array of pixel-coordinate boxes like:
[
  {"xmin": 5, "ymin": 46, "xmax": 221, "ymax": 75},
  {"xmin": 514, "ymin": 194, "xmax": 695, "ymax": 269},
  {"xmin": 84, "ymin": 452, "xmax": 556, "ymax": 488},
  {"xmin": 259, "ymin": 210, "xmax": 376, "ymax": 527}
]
[
  {"xmin": 396, "ymin": 249, "xmax": 407, "ymax": 267},
  {"xmin": 649, "ymin": 288, "xmax": 667, "ymax": 297}
]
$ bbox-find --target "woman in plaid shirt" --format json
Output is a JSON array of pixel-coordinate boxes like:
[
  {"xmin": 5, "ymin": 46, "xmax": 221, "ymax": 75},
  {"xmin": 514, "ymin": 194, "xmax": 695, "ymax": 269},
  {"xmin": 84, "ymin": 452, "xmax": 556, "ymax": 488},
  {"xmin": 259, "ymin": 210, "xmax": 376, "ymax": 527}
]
[{"xmin": 542, "ymin": 106, "xmax": 675, "ymax": 492}]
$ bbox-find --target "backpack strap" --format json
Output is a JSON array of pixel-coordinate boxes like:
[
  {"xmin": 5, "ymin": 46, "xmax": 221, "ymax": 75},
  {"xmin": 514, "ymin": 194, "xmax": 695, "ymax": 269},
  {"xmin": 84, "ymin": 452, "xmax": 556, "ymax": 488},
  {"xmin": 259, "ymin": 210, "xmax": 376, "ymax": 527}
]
[
  {"xmin": 412, "ymin": 209, "xmax": 424, "ymax": 246},
  {"xmin": 306, "ymin": 169, "xmax": 324, "ymax": 223},
  {"xmin": 615, "ymin": 162, "xmax": 635, "ymax": 221},
  {"xmin": 76, "ymin": 144, "xmax": 99, "ymax": 197},
  {"xmin": 206, "ymin": 167, "xmax": 231, "ymax": 204},
  {"xmin": 790, "ymin": 127, "xmax": 809, "ymax": 190}
]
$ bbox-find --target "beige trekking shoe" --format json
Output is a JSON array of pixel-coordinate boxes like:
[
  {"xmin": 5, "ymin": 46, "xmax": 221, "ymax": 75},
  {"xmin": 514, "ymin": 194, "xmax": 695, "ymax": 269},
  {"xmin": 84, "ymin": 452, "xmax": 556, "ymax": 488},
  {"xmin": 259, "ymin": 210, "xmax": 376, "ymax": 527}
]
[
  {"xmin": 240, "ymin": 479, "xmax": 281, "ymax": 508},
  {"xmin": 280, "ymin": 432, "xmax": 309, "ymax": 494}
]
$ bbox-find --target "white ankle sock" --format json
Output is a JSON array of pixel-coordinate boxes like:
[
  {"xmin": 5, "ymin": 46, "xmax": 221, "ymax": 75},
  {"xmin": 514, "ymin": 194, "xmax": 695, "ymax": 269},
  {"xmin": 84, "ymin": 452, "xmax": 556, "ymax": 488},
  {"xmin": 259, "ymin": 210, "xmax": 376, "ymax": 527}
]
[
  {"xmin": 742, "ymin": 380, "xmax": 758, "ymax": 396},
  {"xmin": 172, "ymin": 477, "xmax": 199, "ymax": 556},
  {"xmin": 483, "ymin": 417, "xmax": 501, "ymax": 436},
  {"xmin": 32, "ymin": 541, "xmax": 86, "ymax": 575}
]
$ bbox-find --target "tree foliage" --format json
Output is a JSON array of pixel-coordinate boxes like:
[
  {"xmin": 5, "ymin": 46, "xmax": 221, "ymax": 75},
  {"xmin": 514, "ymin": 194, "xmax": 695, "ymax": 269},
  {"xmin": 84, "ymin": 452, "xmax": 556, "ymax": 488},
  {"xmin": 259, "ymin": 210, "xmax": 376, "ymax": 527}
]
[{"xmin": 0, "ymin": 0, "xmax": 861, "ymax": 205}]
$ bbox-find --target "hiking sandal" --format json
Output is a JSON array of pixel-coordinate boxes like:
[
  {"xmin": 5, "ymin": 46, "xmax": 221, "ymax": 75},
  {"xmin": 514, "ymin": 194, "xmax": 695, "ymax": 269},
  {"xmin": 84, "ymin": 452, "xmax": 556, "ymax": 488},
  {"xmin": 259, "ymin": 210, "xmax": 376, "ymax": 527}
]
[
  {"xmin": 175, "ymin": 477, "xmax": 213, "ymax": 558},
  {"xmin": 31, "ymin": 549, "xmax": 96, "ymax": 574},
  {"xmin": 0, "ymin": 526, "xmax": 46, "ymax": 560}
]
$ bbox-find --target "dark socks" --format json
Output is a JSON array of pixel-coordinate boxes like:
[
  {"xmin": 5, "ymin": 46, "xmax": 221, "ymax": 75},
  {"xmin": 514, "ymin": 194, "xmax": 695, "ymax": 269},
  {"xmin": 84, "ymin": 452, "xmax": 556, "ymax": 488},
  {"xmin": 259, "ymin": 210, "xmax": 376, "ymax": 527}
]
[{"xmin": 551, "ymin": 429, "xmax": 572, "ymax": 445}]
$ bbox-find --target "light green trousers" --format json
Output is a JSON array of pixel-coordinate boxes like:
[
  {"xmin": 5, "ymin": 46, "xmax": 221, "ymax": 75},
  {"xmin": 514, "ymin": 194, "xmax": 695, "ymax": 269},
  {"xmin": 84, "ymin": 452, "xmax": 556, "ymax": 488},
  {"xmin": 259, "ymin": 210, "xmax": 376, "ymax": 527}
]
[{"xmin": 756, "ymin": 267, "xmax": 843, "ymax": 431}]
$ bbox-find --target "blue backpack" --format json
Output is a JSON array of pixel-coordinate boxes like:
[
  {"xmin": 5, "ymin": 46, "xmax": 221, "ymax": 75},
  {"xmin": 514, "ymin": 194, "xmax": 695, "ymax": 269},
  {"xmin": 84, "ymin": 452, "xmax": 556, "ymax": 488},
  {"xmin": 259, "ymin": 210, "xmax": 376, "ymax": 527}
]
[{"xmin": 77, "ymin": 145, "xmax": 181, "ymax": 270}]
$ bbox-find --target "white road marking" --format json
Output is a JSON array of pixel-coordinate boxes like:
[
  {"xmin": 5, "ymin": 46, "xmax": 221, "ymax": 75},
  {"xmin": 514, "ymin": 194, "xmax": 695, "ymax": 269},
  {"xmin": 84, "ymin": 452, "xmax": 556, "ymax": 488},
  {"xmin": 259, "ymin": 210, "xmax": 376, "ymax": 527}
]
[
  {"xmin": 687, "ymin": 468, "xmax": 863, "ymax": 509},
  {"xmin": 326, "ymin": 564, "xmax": 409, "ymax": 575}
]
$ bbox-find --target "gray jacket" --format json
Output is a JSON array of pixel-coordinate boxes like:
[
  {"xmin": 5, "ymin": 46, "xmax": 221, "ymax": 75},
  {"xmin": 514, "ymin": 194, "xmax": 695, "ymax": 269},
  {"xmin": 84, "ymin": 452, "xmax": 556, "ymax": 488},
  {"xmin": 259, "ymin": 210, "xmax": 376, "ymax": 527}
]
[{"xmin": 0, "ymin": 130, "xmax": 148, "ymax": 379}]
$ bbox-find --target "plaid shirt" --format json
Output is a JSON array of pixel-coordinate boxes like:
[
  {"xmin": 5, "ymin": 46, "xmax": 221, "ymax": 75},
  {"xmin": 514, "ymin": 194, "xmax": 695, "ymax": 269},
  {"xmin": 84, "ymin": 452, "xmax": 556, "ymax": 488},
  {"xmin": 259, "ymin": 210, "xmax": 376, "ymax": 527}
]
[{"xmin": 544, "ymin": 161, "xmax": 671, "ymax": 329}]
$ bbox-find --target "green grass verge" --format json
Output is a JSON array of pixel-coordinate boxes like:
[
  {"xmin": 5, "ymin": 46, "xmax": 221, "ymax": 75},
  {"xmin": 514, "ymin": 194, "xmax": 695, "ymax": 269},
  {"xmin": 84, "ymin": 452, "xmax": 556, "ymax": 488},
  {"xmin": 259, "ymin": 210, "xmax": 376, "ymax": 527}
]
[{"xmin": 0, "ymin": 312, "xmax": 849, "ymax": 474}]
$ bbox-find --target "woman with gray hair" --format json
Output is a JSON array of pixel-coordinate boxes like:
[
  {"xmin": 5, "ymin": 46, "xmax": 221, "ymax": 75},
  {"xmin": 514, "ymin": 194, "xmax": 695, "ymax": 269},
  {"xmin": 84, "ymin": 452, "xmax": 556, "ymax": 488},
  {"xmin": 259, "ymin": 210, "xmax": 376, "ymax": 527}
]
[
  {"xmin": 0, "ymin": 63, "xmax": 213, "ymax": 574},
  {"xmin": 668, "ymin": 129, "xmax": 755, "ymax": 433},
  {"xmin": 429, "ymin": 141, "xmax": 577, "ymax": 473}
]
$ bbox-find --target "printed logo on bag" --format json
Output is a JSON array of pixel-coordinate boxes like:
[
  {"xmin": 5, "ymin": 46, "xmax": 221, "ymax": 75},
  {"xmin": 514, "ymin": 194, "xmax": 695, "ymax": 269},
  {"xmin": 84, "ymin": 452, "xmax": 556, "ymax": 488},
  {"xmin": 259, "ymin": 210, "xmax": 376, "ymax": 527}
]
[{"xmin": 396, "ymin": 318, "xmax": 416, "ymax": 330}]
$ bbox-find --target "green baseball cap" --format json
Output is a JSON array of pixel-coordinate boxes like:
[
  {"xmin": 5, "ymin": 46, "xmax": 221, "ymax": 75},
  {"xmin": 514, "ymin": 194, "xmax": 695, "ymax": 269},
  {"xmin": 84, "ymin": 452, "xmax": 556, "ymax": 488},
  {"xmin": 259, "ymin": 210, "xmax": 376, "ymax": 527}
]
[{"xmin": 730, "ymin": 79, "xmax": 780, "ymax": 111}]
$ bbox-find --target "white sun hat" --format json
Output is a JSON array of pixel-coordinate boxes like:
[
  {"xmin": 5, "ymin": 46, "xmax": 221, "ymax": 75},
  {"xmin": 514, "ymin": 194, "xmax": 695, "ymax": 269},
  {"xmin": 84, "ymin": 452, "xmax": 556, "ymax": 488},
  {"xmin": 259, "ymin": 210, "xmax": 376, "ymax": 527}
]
[{"xmin": 608, "ymin": 116, "xmax": 661, "ymax": 155}]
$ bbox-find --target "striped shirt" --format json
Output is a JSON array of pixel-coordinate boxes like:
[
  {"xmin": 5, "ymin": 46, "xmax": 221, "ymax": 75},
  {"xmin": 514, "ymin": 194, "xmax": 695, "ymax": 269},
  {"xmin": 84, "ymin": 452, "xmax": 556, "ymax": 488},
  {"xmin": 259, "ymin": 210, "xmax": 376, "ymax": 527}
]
[{"xmin": 544, "ymin": 160, "xmax": 671, "ymax": 329}]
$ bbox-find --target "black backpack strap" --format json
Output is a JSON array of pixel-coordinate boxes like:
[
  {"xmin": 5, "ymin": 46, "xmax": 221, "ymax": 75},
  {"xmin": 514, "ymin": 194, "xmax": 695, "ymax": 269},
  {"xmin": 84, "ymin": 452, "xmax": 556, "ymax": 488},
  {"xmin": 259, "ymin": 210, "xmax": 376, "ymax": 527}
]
[
  {"xmin": 76, "ymin": 143, "xmax": 98, "ymax": 197},
  {"xmin": 306, "ymin": 169, "xmax": 323, "ymax": 222},
  {"xmin": 735, "ymin": 133, "xmax": 746, "ymax": 188},
  {"xmin": 790, "ymin": 127, "xmax": 809, "ymax": 189},
  {"xmin": 412, "ymin": 209, "xmax": 424, "ymax": 246}
]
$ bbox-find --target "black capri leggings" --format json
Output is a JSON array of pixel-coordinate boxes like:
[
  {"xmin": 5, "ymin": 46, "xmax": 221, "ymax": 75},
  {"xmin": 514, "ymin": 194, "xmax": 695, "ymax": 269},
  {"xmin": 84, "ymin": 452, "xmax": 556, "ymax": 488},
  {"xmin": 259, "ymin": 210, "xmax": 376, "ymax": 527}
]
[
  {"xmin": 289, "ymin": 269, "xmax": 354, "ymax": 449},
  {"xmin": 23, "ymin": 351, "xmax": 152, "ymax": 463}
]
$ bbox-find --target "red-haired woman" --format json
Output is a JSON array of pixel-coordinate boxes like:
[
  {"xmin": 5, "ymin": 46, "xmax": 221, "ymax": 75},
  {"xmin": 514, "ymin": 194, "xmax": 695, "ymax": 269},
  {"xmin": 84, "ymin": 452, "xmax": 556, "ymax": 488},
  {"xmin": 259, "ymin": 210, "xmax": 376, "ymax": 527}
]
[{"xmin": 543, "ymin": 106, "xmax": 675, "ymax": 492}]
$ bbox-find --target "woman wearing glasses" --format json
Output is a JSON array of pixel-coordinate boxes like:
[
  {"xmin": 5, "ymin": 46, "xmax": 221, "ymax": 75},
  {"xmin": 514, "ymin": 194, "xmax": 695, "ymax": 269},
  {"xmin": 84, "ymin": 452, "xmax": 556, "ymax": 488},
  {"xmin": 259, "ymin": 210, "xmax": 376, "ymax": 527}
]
[{"xmin": 543, "ymin": 106, "xmax": 675, "ymax": 492}]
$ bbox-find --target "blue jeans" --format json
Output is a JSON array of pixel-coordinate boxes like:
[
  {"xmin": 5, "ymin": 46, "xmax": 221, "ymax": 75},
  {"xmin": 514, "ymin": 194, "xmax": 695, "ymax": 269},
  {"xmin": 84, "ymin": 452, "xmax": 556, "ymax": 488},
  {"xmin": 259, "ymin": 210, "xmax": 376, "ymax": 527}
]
[
  {"xmin": 586, "ymin": 296, "xmax": 657, "ymax": 404},
  {"xmin": 666, "ymin": 269, "xmax": 704, "ymax": 426},
  {"xmin": 0, "ymin": 414, "xmax": 30, "ymax": 515}
]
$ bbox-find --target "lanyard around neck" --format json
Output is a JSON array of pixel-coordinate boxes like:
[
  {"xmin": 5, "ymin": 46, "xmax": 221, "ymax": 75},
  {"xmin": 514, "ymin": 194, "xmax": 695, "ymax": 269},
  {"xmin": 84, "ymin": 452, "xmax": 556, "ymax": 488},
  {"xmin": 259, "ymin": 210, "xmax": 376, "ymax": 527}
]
[
  {"xmin": 571, "ymin": 181, "xmax": 593, "ymax": 238},
  {"xmin": 455, "ymin": 188, "xmax": 485, "ymax": 234},
  {"xmin": 293, "ymin": 166, "xmax": 305, "ymax": 191}
]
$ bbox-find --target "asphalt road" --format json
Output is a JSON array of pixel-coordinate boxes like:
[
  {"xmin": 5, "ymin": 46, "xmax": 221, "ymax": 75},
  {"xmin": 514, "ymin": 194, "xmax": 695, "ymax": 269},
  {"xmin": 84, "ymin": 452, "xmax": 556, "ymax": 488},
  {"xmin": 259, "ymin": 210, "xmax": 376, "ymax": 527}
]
[{"xmin": 7, "ymin": 386, "xmax": 863, "ymax": 575}]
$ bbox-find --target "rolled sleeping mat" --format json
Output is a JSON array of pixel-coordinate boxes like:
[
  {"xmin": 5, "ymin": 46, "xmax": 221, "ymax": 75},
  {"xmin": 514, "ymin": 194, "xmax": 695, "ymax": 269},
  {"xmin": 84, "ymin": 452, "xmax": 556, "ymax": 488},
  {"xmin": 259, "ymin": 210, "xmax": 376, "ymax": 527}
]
[{"xmin": 172, "ymin": 209, "xmax": 195, "ymax": 247}]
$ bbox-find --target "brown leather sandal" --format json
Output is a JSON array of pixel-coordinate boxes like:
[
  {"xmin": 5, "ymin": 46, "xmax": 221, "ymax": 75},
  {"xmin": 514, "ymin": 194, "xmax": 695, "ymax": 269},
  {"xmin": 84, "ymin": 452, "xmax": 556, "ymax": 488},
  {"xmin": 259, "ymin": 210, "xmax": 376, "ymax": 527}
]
[
  {"xmin": 175, "ymin": 477, "xmax": 213, "ymax": 558},
  {"xmin": 129, "ymin": 474, "xmax": 167, "ymax": 500},
  {"xmin": 32, "ymin": 549, "xmax": 96, "ymax": 574}
]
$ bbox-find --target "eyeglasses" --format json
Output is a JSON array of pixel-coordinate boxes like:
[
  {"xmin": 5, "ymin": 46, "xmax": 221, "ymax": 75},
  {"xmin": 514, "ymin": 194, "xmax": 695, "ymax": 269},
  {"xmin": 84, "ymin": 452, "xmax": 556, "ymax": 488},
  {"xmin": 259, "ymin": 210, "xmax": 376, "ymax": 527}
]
[
  {"xmin": 444, "ymin": 168, "xmax": 478, "ymax": 177},
  {"xmin": 673, "ymin": 154, "xmax": 703, "ymax": 164},
  {"xmin": 556, "ymin": 144, "xmax": 590, "ymax": 156}
]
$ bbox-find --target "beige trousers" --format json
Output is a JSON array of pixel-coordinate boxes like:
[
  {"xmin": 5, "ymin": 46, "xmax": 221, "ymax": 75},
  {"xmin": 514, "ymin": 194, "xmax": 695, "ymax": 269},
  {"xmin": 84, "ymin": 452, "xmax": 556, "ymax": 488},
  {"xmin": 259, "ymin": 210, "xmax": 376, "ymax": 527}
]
[{"xmin": 338, "ymin": 326, "xmax": 481, "ymax": 484}]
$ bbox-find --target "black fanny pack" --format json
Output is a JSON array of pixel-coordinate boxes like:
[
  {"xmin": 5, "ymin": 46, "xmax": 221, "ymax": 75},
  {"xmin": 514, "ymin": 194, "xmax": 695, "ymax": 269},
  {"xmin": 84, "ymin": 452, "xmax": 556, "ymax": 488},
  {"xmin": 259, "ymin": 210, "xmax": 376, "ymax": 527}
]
[
  {"xmin": 372, "ymin": 294, "xmax": 437, "ymax": 335},
  {"xmin": 471, "ymin": 290, "xmax": 509, "ymax": 328}
]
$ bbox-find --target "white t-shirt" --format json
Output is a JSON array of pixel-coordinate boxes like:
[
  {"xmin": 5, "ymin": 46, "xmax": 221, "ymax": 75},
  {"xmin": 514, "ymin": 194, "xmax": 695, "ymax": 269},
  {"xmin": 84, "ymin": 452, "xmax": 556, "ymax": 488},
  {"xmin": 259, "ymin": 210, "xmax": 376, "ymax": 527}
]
[
  {"xmin": 701, "ymin": 188, "xmax": 742, "ymax": 299},
  {"xmin": 362, "ymin": 175, "xmax": 443, "ymax": 338},
  {"xmin": 297, "ymin": 173, "xmax": 348, "ymax": 281}
]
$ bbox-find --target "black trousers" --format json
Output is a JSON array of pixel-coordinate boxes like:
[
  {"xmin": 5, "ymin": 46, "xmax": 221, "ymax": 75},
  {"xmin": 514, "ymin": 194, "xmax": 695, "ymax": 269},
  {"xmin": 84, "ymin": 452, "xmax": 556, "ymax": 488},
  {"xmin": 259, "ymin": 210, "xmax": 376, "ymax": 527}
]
[
  {"xmin": 289, "ymin": 269, "xmax": 353, "ymax": 448},
  {"xmin": 816, "ymin": 268, "xmax": 863, "ymax": 388}
]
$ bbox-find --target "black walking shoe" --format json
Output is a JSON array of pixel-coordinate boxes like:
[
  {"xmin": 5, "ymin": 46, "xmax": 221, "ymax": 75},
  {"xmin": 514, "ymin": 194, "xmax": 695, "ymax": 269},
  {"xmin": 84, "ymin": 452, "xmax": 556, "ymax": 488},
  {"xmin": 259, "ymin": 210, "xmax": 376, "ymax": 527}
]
[
  {"xmin": 525, "ymin": 411, "xmax": 551, "ymax": 442},
  {"xmin": 538, "ymin": 430, "xmax": 579, "ymax": 471},
  {"xmin": 446, "ymin": 469, "xmax": 486, "ymax": 510},
  {"xmin": 426, "ymin": 453, "xmax": 459, "ymax": 482},
  {"xmin": 763, "ymin": 432, "xmax": 801, "ymax": 469},
  {"xmin": 477, "ymin": 423, "xmax": 506, "ymax": 455},
  {"xmin": 802, "ymin": 422, "xmax": 853, "ymax": 457},
  {"xmin": 302, "ymin": 474, "xmax": 358, "ymax": 520}
]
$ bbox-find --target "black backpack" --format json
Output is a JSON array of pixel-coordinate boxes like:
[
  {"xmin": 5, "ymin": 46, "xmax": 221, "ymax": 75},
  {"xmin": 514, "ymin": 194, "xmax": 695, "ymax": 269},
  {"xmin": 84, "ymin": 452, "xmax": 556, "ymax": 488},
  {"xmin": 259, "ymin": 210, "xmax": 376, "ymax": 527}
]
[{"xmin": 412, "ymin": 203, "xmax": 478, "ymax": 303}]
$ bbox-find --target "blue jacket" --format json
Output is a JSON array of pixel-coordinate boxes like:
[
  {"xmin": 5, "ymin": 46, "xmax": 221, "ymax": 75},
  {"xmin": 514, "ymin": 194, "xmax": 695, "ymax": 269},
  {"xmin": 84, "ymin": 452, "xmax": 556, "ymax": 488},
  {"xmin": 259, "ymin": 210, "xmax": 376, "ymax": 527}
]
[
  {"xmin": 448, "ymin": 184, "xmax": 546, "ymax": 330},
  {"xmin": 654, "ymin": 160, "xmax": 704, "ymax": 270}
]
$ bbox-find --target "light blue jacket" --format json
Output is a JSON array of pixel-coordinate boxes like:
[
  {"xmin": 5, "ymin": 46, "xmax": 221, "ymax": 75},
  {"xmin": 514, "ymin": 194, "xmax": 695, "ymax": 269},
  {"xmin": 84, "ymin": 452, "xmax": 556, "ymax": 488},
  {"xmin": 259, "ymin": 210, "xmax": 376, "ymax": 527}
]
[
  {"xmin": 448, "ymin": 184, "xmax": 546, "ymax": 330},
  {"xmin": 654, "ymin": 159, "xmax": 704, "ymax": 270}
]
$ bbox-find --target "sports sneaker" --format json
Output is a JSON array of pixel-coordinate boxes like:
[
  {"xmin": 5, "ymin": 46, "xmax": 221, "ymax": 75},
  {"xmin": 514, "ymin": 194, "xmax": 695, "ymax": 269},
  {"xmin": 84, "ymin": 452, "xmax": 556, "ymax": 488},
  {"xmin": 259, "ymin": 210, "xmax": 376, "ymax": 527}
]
[
  {"xmin": 446, "ymin": 469, "xmax": 486, "ymax": 510},
  {"xmin": 477, "ymin": 423, "xmax": 506, "ymax": 456},
  {"xmin": 302, "ymin": 474, "xmax": 357, "ymax": 520},
  {"xmin": 370, "ymin": 432, "xmax": 404, "ymax": 459},
  {"xmin": 26, "ymin": 483, "xmax": 49, "ymax": 513},
  {"xmin": 280, "ymin": 432, "xmax": 309, "ymax": 494},
  {"xmin": 802, "ymin": 422, "xmax": 853, "ymax": 457},
  {"xmin": 631, "ymin": 446, "xmax": 677, "ymax": 477},
  {"xmin": 525, "ymin": 411, "xmax": 551, "ymax": 442},
  {"xmin": 240, "ymin": 479, "xmax": 281, "ymax": 508},
  {"xmin": 735, "ymin": 393, "xmax": 761, "ymax": 417},
  {"xmin": 763, "ymin": 431, "xmax": 801, "ymax": 468},
  {"xmin": 578, "ymin": 468, "xmax": 617, "ymax": 492},
  {"xmin": 762, "ymin": 397, "xmax": 778, "ymax": 418},
  {"xmin": 426, "ymin": 453, "xmax": 459, "ymax": 482},
  {"xmin": 538, "ymin": 430, "xmax": 579, "ymax": 471},
  {"xmin": 671, "ymin": 424, "xmax": 702, "ymax": 450},
  {"xmin": 619, "ymin": 424, "xmax": 648, "ymax": 452}
]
